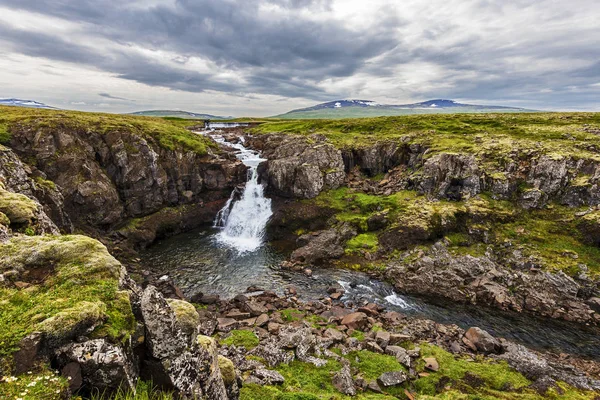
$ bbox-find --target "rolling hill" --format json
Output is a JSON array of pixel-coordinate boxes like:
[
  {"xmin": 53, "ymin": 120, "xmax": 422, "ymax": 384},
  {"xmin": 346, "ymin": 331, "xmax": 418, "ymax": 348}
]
[{"xmin": 273, "ymin": 99, "xmax": 537, "ymax": 119}]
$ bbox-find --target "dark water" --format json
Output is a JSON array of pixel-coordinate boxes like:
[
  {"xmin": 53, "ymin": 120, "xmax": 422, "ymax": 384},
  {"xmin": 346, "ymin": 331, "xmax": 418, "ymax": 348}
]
[{"xmin": 142, "ymin": 228, "xmax": 600, "ymax": 359}]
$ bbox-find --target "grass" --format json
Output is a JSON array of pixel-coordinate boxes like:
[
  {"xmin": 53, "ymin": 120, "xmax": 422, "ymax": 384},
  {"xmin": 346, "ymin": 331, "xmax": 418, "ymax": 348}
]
[
  {"xmin": 0, "ymin": 235, "xmax": 136, "ymax": 362},
  {"xmin": 220, "ymin": 330, "xmax": 260, "ymax": 349},
  {"xmin": 0, "ymin": 105, "xmax": 214, "ymax": 155},
  {"xmin": 85, "ymin": 380, "xmax": 174, "ymax": 400},
  {"xmin": 0, "ymin": 366, "xmax": 69, "ymax": 400}
]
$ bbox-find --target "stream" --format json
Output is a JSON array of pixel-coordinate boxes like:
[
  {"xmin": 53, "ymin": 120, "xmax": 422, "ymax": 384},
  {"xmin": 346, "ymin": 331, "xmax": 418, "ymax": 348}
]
[{"xmin": 141, "ymin": 129, "xmax": 600, "ymax": 360}]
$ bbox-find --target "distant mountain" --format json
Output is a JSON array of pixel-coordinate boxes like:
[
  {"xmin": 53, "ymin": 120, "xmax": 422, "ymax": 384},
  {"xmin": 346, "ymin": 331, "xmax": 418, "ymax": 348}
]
[
  {"xmin": 273, "ymin": 99, "xmax": 536, "ymax": 119},
  {"xmin": 131, "ymin": 110, "xmax": 232, "ymax": 120},
  {"xmin": 0, "ymin": 98, "xmax": 57, "ymax": 109}
]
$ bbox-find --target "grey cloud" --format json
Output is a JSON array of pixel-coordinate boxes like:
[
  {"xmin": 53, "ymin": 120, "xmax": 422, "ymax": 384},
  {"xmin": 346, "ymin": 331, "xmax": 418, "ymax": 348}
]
[
  {"xmin": 98, "ymin": 93, "xmax": 134, "ymax": 101},
  {"xmin": 0, "ymin": 0, "xmax": 598, "ymax": 109}
]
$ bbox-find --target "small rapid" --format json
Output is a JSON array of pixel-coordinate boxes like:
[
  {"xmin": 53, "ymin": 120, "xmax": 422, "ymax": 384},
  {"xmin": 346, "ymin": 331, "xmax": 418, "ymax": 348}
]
[{"xmin": 204, "ymin": 132, "xmax": 272, "ymax": 253}]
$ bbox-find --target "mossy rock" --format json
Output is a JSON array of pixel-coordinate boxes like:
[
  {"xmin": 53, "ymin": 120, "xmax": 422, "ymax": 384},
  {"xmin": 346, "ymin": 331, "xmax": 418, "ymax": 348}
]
[
  {"xmin": 166, "ymin": 298, "xmax": 200, "ymax": 337},
  {"xmin": 0, "ymin": 188, "xmax": 38, "ymax": 225},
  {"xmin": 37, "ymin": 301, "xmax": 107, "ymax": 346},
  {"xmin": 0, "ymin": 235, "xmax": 134, "ymax": 361},
  {"xmin": 0, "ymin": 211, "xmax": 10, "ymax": 227},
  {"xmin": 197, "ymin": 334, "xmax": 217, "ymax": 353},
  {"xmin": 218, "ymin": 355, "xmax": 236, "ymax": 386}
]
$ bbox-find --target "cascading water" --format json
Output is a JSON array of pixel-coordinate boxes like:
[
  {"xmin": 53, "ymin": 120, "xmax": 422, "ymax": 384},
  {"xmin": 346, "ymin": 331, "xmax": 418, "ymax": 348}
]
[{"xmin": 209, "ymin": 133, "xmax": 273, "ymax": 253}]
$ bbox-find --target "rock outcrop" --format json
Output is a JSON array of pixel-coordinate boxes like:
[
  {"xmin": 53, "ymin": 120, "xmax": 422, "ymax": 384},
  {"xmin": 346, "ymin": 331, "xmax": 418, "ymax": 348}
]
[
  {"xmin": 248, "ymin": 134, "xmax": 345, "ymax": 199},
  {"xmin": 385, "ymin": 242, "xmax": 600, "ymax": 325},
  {"xmin": 7, "ymin": 123, "xmax": 246, "ymax": 235}
]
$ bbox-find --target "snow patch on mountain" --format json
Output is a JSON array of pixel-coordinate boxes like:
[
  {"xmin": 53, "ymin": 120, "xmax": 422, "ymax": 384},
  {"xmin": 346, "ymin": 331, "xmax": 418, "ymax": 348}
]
[{"xmin": 0, "ymin": 98, "xmax": 56, "ymax": 109}]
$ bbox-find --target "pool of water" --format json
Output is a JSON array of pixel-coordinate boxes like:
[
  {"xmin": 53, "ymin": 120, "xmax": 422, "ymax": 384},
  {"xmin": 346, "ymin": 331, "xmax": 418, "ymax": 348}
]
[{"xmin": 141, "ymin": 228, "xmax": 600, "ymax": 359}]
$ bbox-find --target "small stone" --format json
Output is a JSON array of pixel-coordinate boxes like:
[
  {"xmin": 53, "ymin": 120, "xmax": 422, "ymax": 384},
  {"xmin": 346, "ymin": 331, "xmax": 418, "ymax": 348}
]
[
  {"xmin": 217, "ymin": 318, "xmax": 238, "ymax": 332},
  {"xmin": 226, "ymin": 310, "xmax": 251, "ymax": 320},
  {"xmin": 423, "ymin": 357, "xmax": 439, "ymax": 372},
  {"xmin": 255, "ymin": 314, "xmax": 269, "ymax": 327},
  {"xmin": 14, "ymin": 281, "xmax": 30, "ymax": 289},
  {"xmin": 252, "ymin": 368, "xmax": 285, "ymax": 385},
  {"xmin": 388, "ymin": 333, "xmax": 411, "ymax": 345},
  {"xmin": 61, "ymin": 362, "xmax": 82, "ymax": 392},
  {"xmin": 375, "ymin": 330, "xmax": 390, "ymax": 348},
  {"xmin": 267, "ymin": 322, "xmax": 281, "ymax": 335},
  {"xmin": 377, "ymin": 371, "xmax": 407, "ymax": 387},
  {"xmin": 330, "ymin": 292, "xmax": 343, "ymax": 300},
  {"xmin": 464, "ymin": 327, "xmax": 502, "ymax": 354},
  {"xmin": 365, "ymin": 341, "xmax": 384, "ymax": 353},
  {"xmin": 324, "ymin": 328, "xmax": 345, "ymax": 343}
]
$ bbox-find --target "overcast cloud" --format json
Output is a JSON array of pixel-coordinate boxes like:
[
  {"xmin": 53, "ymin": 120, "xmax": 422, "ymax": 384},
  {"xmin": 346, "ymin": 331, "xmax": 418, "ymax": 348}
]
[{"xmin": 0, "ymin": 0, "xmax": 598, "ymax": 115}]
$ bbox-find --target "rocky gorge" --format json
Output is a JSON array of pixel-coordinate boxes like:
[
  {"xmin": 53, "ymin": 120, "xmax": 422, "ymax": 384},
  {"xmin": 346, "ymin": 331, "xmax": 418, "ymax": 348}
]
[{"xmin": 1, "ymin": 107, "xmax": 600, "ymax": 399}]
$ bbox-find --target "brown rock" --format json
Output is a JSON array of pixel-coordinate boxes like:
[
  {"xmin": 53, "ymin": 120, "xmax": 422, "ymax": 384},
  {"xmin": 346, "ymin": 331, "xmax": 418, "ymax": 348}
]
[
  {"xmin": 255, "ymin": 314, "xmax": 270, "ymax": 327},
  {"xmin": 423, "ymin": 357, "xmax": 439, "ymax": 372},
  {"xmin": 341, "ymin": 312, "xmax": 369, "ymax": 330}
]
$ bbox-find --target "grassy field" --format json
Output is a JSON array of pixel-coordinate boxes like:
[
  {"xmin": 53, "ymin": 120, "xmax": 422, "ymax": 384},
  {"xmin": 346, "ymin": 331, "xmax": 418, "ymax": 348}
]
[
  {"xmin": 253, "ymin": 112, "xmax": 600, "ymax": 160},
  {"xmin": 0, "ymin": 106, "xmax": 215, "ymax": 155}
]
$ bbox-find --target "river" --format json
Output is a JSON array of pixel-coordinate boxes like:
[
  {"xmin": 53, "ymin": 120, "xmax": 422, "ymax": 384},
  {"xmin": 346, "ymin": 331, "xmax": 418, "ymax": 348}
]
[{"xmin": 141, "ymin": 130, "xmax": 600, "ymax": 360}]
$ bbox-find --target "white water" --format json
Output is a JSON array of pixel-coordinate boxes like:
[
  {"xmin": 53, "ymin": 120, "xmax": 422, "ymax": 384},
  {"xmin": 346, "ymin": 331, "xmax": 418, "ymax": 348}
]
[{"xmin": 207, "ymin": 133, "xmax": 273, "ymax": 253}]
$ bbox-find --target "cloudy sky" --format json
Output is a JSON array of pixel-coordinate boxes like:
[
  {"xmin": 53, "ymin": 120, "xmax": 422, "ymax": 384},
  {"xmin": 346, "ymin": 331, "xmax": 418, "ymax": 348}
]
[{"xmin": 0, "ymin": 0, "xmax": 598, "ymax": 116}]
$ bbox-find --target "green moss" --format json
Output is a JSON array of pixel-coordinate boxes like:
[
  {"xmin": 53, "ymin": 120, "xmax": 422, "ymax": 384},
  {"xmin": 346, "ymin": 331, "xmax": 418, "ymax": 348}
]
[
  {"xmin": 221, "ymin": 330, "xmax": 260, "ymax": 349},
  {"xmin": 218, "ymin": 355, "xmax": 236, "ymax": 385},
  {"xmin": 345, "ymin": 233, "xmax": 379, "ymax": 254},
  {"xmin": 345, "ymin": 350, "xmax": 405, "ymax": 380},
  {"xmin": 166, "ymin": 298, "xmax": 199, "ymax": 336},
  {"xmin": 414, "ymin": 344, "xmax": 530, "ymax": 395},
  {"xmin": 0, "ymin": 235, "xmax": 135, "ymax": 361},
  {"xmin": 0, "ymin": 188, "xmax": 38, "ymax": 225},
  {"xmin": 280, "ymin": 308, "xmax": 305, "ymax": 322},
  {"xmin": 0, "ymin": 211, "xmax": 9, "ymax": 226},
  {"xmin": 350, "ymin": 330, "xmax": 366, "ymax": 341},
  {"xmin": 33, "ymin": 176, "xmax": 57, "ymax": 191}
]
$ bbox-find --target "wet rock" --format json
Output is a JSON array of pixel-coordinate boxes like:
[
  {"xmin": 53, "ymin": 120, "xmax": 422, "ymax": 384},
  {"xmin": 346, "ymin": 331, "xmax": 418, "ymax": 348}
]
[
  {"xmin": 291, "ymin": 228, "xmax": 353, "ymax": 265},
  {"xmin": 377, "ymin": 370, "xmax": 407, "ymax": 387}
]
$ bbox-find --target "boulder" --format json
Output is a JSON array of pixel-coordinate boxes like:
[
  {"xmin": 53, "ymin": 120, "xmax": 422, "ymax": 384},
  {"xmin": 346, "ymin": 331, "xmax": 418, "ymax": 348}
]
[
  {"xmin": 341, "ymin": 312, "xmax": 369, "ymax": 330},
  {"xmin": 463, "ymin": 327, "xmax": 503, "ymax": 355},
  {"xmin": 56, "ymin": 339, "xmax": 137, "ymax": 394}
]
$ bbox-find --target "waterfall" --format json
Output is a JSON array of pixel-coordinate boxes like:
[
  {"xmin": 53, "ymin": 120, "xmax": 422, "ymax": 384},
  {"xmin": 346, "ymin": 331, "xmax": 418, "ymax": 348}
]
[{"xmin": 209, "ymin": 133, "xmax": 273, "ymax": 253}]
